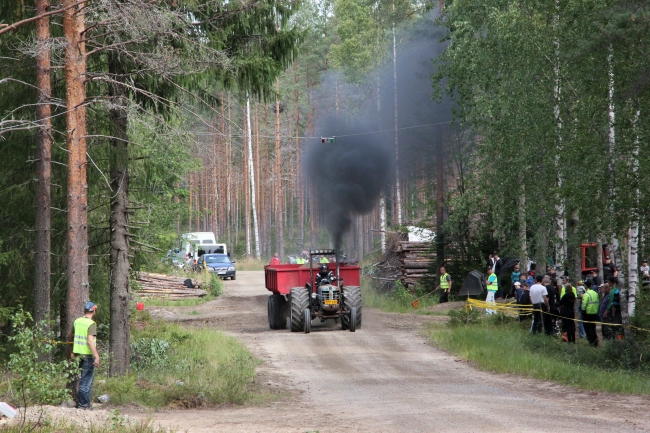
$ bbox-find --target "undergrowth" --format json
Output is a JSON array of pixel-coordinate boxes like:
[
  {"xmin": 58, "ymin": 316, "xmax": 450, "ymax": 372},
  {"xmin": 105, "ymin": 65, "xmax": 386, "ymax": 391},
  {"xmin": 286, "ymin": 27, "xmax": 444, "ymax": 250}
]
[
  {"xmin": 1, "ymin": 419, "xmax": 174, "ymax": 433},
  {"xmin": 428, "ymin": 307, "xmax": 650, "ymax": 395},
  {"xmin": 94, "ymin": 310, "xmax": 260, "ymax": 408},
  {"xmin": 361, "ymin": 277, "xmax": 439, "ymax": 313}
]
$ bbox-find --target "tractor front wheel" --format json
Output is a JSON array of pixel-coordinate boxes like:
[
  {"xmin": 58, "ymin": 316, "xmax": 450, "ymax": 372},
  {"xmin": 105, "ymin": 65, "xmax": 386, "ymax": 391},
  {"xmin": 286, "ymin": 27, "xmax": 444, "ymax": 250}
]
[
  {"xmin": 290, "ymin": 288, "xmax": 309, "ymax": 332},
  {"xmin": 342, "ymin": 286, "xmax": 362, "ymax": 330}
]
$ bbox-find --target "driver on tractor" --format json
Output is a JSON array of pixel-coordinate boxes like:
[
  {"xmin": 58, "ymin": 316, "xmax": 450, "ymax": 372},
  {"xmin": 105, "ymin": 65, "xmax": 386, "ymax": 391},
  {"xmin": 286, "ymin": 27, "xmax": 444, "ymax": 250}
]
[{"xmin": 315, "ymin": 263, "xmax": 335, "ymax": 287}]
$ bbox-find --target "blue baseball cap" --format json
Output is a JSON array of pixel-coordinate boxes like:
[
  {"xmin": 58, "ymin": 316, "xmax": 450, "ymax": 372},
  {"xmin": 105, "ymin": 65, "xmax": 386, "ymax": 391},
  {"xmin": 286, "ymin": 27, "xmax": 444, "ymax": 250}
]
[{"xmin": 84, "ymin": 302, "xmax": 97, "ymax": 312}]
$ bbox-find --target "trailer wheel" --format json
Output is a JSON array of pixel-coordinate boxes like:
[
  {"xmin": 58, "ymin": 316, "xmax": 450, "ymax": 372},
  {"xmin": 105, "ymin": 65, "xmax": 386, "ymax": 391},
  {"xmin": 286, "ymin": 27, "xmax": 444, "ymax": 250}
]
[
  {"xmin": 268, "ymin": 294, "xmax": 287, "ymax": 330},
  {"xmin": 342, "ymin": 286, "xmax": 362, "ymax": 330},
  {"xmin": 349, "ymin": 307, "xmax": 357, "ymax": 332},
  {"xmin": 290, "ymin": 288, "xmax": 309, "ymax": 332},
  {"xmin": 304, "ymin": 308, "xmax": 311, "ymax": 334}
]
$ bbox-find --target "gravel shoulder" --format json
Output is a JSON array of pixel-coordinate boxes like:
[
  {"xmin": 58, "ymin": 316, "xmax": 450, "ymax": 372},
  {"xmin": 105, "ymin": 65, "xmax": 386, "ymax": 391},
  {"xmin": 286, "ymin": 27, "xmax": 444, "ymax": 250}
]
[{"xmin": 130, "ymin": 271, "xmax": 650, "ymax": 433}]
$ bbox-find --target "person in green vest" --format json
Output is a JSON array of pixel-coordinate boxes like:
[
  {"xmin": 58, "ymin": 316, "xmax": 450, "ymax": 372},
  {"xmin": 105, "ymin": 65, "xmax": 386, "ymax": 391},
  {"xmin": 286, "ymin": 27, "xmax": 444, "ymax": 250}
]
[
  {"xmin": 580, "ymin": 281, "xmax": 600, "ymax": 347},
  {"xmin": 486, "ymin": 267, "xmax": 498, "ymax": 315},
  {"xmin": 68, "ymin": 302, "xmax": 100, "ymax": 409},
  {"xmin": 435, "ymin": 266, "xmax": 452, "ymax": 304},
  {"xmin": 320, "ymin": 256, "xmax": 329, "ymax": 264}
]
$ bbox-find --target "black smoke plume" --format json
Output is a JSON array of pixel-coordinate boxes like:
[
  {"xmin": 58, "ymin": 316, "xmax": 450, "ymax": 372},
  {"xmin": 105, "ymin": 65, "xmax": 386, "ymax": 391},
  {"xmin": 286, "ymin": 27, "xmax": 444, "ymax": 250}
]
[{"xmin": 304, "ymin": 117, "xmax": 394, "ymax": 251}]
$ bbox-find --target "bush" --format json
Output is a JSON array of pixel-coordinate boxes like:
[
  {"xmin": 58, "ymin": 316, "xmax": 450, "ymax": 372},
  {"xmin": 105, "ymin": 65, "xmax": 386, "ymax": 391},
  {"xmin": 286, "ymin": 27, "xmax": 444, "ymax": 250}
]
[
  {"xmin": 447, "ymin": 307, "xmax": 482, "ymax": 327},
  {"xmin": 207, "ymin": 274, "xmax": 223, "ymax": 297},
  {"xmin": 5, "ymin": 309, "xmax": 76, "ymax": 406}
]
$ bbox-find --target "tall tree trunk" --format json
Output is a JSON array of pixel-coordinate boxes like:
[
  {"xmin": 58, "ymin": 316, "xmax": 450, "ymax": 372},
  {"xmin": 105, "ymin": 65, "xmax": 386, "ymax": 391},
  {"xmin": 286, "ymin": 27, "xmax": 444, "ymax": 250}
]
[
  {"xmin": 628, "ymin": 109, "xmax": 641, "ymax": 316},
  {"xmin": 436, "ymin": 125, "xmax": 444, "ymax": 268},
  {"xmin": 34, "ymin": 0, "xmax": 52, "ymax": 328},
  {"xmin": 379, "ymin": 193, "xmax": 386, "ymax": 253},
  {"xmin": 275, "ymin": 79, "xmax": 284, "ymax": 260},
  {"xmin": 392, "ymin": 19, "xmax": 402, "ymax": 226},
  {"xmin": 63, "ymin": 0, "xmax": 88, "ymax": 336},
  {"xmin": 108, "ymin": 55, "xmax": 130, "ymax": 376},
  {"xmin": 518, "ymin": 181, "xmax": 527, "ymax": 262},
  {"xmin": 553, "ymin": 3, "xmax": 567, "ymax": 269},
  {"xmin": 246, "ymin": 95, "xmax": 261, "ymax": 259},
  {"xmin": 244, "ymin": 107, "xmax": 251, "ymax": 256}
]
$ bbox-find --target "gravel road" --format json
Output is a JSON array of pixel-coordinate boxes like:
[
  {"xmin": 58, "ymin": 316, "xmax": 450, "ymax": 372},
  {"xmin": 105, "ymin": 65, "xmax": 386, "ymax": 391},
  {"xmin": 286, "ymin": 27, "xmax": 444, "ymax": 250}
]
[{"xmin": 136, "ymin": 271, "xmax": 650, "ymax": 433}]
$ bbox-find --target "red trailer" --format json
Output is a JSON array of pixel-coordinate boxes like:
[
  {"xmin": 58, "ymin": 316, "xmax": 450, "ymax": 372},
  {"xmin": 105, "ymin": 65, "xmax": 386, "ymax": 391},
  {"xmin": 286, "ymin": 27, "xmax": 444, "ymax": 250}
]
[{"xmin": 265, "ymin": 249, "xmax": 361, "ymax": 333}]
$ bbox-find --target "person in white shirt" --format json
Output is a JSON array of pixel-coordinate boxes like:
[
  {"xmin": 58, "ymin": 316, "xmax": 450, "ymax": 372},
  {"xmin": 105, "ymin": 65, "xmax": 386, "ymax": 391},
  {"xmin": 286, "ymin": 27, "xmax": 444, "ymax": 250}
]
[{"xmin": 529, "ymin": 275, "xmax": 549, "ymax": 334}]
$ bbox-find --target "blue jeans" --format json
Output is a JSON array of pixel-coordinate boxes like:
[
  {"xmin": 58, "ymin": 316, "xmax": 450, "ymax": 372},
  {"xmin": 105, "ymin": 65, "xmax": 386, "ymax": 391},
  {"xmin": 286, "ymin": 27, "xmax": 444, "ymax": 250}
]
[
  {"xmin": 77, "ymin": 356, "xmax": 95, "ymax": 408},
  {"xmin": 577, "ymin": 310, "xmax": 585, "ymax": 338}
]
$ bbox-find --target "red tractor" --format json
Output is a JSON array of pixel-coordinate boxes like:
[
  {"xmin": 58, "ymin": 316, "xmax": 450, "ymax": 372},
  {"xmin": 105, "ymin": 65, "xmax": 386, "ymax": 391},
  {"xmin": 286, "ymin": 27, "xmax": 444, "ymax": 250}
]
[{"xmin": 265, "ymin": 249, "xmax": 362, "ymax": 333}]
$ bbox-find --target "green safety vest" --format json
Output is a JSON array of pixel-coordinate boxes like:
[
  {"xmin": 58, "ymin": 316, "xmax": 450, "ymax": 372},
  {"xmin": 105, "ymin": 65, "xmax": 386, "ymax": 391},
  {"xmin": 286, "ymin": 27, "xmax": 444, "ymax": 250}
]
[
  {"xmin": 320, "ymin": 257, "xmax": 329, "ymax": 264},
  {"xmin": 73, "ymin": 317, "xmax": 95, "ymax": 356},
  {"xmin": 560, "ymin": 286, "xmax": 577, "ymax": 298},
  {"xmin": 581, "ymin": 289, "xmax": 599, "ymax": 315},
  {"xmin": 487, "ymin": 274, "xmax": 498, "ymax": 291},
  {"xmin": 440, "ymin": 273, "xmax": 451, "ymax": 289},
  {"xmin": 296, "ymin": 258, "xmax": 305, "ymax": 264}
]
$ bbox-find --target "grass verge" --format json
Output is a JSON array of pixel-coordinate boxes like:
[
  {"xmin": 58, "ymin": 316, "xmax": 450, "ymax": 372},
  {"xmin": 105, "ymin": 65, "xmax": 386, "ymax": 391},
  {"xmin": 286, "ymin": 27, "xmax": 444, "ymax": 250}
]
[
  {"xmin": 94, "ymin": 311, "xmax": 260, "ymax": 408},
  {"xmin": 233, "ymin": 256, "xmax": 266, "ymax": 271},
  {"xmin": 1, "ymin": 419, "xmax": 173, "ymax": 433},
  {"xmin": 361, "ymin": 277, "xmax": 440, "ymax": 313},
  {"xmin": 428, "ymin": 316, "xmax": 650, "ymax": 395}
]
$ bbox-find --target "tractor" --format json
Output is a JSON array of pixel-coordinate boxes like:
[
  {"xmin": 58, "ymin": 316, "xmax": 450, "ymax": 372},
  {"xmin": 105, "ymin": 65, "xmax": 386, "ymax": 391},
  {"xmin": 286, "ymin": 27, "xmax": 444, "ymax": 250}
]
[{"xmin": 265, "ymin": 249, "xmax": 362, "ymax": 333}]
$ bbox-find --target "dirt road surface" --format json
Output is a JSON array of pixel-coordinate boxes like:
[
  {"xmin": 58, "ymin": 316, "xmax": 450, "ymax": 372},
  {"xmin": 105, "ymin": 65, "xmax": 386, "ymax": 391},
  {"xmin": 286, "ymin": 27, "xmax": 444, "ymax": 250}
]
[{"xmin": 135, "ymin": 271, "xmax": 650, "ymax": 432}]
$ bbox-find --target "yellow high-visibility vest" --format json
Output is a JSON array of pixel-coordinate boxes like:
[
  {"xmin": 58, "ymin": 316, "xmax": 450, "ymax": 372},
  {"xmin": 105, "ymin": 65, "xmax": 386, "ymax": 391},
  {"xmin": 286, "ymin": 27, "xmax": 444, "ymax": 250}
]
[
  {"xmin": 440, "ymin": 273, "xmax": 451, "ymax": 289},
  {"xmin": 72, "ymin": 317, "xmax": 95, "ymax": 356}
]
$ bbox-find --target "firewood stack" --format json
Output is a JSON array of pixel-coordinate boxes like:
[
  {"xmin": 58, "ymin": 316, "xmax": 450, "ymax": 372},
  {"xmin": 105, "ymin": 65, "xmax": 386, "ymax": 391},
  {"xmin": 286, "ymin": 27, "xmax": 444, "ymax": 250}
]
[
  {"xmin": 396, "ymin": 241, "xmax": 435, "ymax": 288},
  {"xmin": 135, "ymin": 272, "xmax": 207, "ymax": 299}
]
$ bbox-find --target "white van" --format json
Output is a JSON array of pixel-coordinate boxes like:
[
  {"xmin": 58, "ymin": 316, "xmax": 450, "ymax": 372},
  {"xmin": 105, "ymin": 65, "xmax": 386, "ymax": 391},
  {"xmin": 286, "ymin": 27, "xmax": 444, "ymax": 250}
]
[{"xmin": 180, "ymin": 232, "xmax": 228, "ymax": 264}]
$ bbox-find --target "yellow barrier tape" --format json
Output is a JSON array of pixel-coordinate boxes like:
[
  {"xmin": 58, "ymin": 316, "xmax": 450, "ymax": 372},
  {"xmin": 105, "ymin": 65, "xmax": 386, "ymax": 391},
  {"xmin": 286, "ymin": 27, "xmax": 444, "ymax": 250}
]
[{"xmin": 465, "ymin": 298, "xmax": 635, "ymax": 329}]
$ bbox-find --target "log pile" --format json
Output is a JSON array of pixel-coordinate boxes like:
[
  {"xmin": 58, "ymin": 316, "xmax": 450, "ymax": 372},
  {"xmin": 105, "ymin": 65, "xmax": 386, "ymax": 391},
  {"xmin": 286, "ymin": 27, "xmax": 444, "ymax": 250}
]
[
  {"xmin": 396, "ymin": 241, "xmax": 435, "ymax": 288},
  {"xmin": 135, "ymin": 272, "xmax": 207, "ymax": 299}
]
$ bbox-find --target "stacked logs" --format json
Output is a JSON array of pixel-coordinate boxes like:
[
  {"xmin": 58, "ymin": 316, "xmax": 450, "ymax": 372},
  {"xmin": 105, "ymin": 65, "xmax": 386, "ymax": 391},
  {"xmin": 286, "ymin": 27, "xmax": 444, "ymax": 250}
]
[
  {"xmin": 135, "ymin": 272, "xmax": 207, "ymax": 299},
  {"xmin": 396, "ymin": 241, "xmax": 435, "ymax": 288}
]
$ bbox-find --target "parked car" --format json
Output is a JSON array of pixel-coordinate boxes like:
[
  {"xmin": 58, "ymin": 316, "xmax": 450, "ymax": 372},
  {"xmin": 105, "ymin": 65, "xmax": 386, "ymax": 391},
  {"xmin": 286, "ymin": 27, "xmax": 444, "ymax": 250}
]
[{"xmin": 195, "ymin": 254, "xmax": 236, "ymax": 280}]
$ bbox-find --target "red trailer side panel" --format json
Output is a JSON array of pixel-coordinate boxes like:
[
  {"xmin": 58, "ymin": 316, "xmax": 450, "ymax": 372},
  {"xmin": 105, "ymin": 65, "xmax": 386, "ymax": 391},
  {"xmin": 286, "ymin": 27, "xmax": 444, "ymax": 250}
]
[{"xmin": 265, "ymin": 264, "xmax": 361, "ymax": 295}]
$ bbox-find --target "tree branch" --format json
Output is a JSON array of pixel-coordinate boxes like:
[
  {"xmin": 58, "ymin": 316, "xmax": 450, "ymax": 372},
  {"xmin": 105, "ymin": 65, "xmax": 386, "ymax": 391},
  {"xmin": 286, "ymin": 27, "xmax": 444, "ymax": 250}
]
[{"xmin": 0, "ymin": 0, "xmax": 87, "ymax": 36}]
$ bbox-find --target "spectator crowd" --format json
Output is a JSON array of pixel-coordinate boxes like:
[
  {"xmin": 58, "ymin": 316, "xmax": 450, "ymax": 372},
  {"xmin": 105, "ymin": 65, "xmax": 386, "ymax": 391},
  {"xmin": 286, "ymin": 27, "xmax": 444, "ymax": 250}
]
[{"xmin": 484, "ymin": 252, "xmax": 650, "ymax": 347}]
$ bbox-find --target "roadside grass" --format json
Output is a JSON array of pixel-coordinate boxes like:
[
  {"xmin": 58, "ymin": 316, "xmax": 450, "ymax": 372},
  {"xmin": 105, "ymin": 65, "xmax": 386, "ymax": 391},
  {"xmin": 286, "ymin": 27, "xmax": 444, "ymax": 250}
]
[
  {"xmin": 233, "ymin": 256, "xmax": 266, "ymax": 271},
  {"xmin": 1, "ymin": 419, "xmax": 173, "ymax": 433},
  {"xmin": 94, "ymin": 311, "xmax": 260, "ymax": 408},
  {"xmin": 361, "ymin": 277, "xmax": 439, "ymax": 313},
  {"xmin": 428, "ymin": 316, "xmax": 650, "ymax": 395}
]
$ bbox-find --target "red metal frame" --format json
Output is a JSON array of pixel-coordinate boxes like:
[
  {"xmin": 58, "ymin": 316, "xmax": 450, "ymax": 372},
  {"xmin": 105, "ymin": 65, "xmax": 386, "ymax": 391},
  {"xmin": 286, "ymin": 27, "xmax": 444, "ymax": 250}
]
[
  {"xmin": 580, "ymin": 243, "xmax": 607, "ymax": 274},
  {"xmin": 265, "ymin": 263, "xmax": 361, "ymax": 295}
]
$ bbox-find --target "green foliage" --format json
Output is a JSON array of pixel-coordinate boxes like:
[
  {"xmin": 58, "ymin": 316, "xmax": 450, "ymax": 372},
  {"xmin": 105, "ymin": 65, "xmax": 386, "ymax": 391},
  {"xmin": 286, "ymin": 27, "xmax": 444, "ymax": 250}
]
[
  {"xmin": 130, "ymin": 338, "xmax": 172, "ymax": 371},
  {"xmin": 0, "ymin": 419, "xmax": 174, "ymax": 433},
  {"xmin": 430, "ymin": 320, "xmax": 650, "ymax": 394},
  {"xmin": 207, "ymin": 274, "xmax": 224, "ymax": 297},
  {"xmin": 95, "ymin": 318, "xmax": 259, "ymax": 408},
  {"xmin": 5, "ymin": 309, "xmax": 76, "ymax": 407},
  {"xmin": 447, "ymin": 307, "xmax": 482, "ymax": 327}
]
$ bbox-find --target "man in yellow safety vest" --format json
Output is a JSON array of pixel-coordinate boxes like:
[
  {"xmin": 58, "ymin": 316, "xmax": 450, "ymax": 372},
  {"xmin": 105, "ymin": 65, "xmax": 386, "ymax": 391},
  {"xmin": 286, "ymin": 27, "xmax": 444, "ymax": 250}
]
[
  {"xmin": 68, "ymin": 302, "xmax": 100, "ymax": 409},
  {"xmin": 435, "ymin": 266, "xmax": 452, "ymax": 304},
  {"xmin": 580, "ymin": 281, "xmax": 600, "ymax": 347}
]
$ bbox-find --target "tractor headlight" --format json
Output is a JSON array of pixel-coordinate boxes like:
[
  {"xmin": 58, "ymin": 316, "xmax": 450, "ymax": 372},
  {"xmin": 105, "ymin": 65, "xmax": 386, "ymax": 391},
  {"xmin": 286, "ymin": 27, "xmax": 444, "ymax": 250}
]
[{"xmin": 311, "ymin": 293, "xmax": 317, "ymax": 299}]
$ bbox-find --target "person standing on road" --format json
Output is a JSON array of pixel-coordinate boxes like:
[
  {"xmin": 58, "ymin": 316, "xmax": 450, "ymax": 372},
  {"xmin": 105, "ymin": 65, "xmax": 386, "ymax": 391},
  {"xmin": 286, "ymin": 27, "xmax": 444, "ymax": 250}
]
[
  {"xmin": 529, "ymin": 275, "xmax": 549, "ymax": 334},
  {"xmin": 269, "ymin": 252, "xmax": 281, "ymax": 266},
  {"xmin": 486, "ymin": 267, "xmax": 498, "ymax": 315},
  {"xmin": 68, "ymin": 302, "xmax": 100, "ymax": 410},
  {"xmin": 435, "ymin": 266, "xmax": 452, "ymax": 304},
  {"xmin": 581, "ymin": 281, "xmax": 600, "ymax": 347}
]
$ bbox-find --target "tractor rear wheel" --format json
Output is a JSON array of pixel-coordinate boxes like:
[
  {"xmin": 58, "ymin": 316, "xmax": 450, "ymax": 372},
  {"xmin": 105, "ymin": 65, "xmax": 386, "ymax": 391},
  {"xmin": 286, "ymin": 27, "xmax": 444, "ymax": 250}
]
[
  {"xmin": 267, "ymin": 294, "xmax": 287, "ymax": 329},
  {"xmin": 342, "ymin": 286, "xmax": 362, "ymax": 330},
  {"xmin": 290, "ymin": 288, "xmax": 309, "ymax": 332}
]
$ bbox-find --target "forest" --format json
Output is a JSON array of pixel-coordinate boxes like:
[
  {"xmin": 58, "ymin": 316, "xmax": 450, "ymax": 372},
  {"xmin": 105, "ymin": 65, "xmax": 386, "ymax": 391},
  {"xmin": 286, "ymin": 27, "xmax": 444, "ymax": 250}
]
[{"xmin": 1, "ymin": 0, "xmax": 650, "ymax": 376}]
